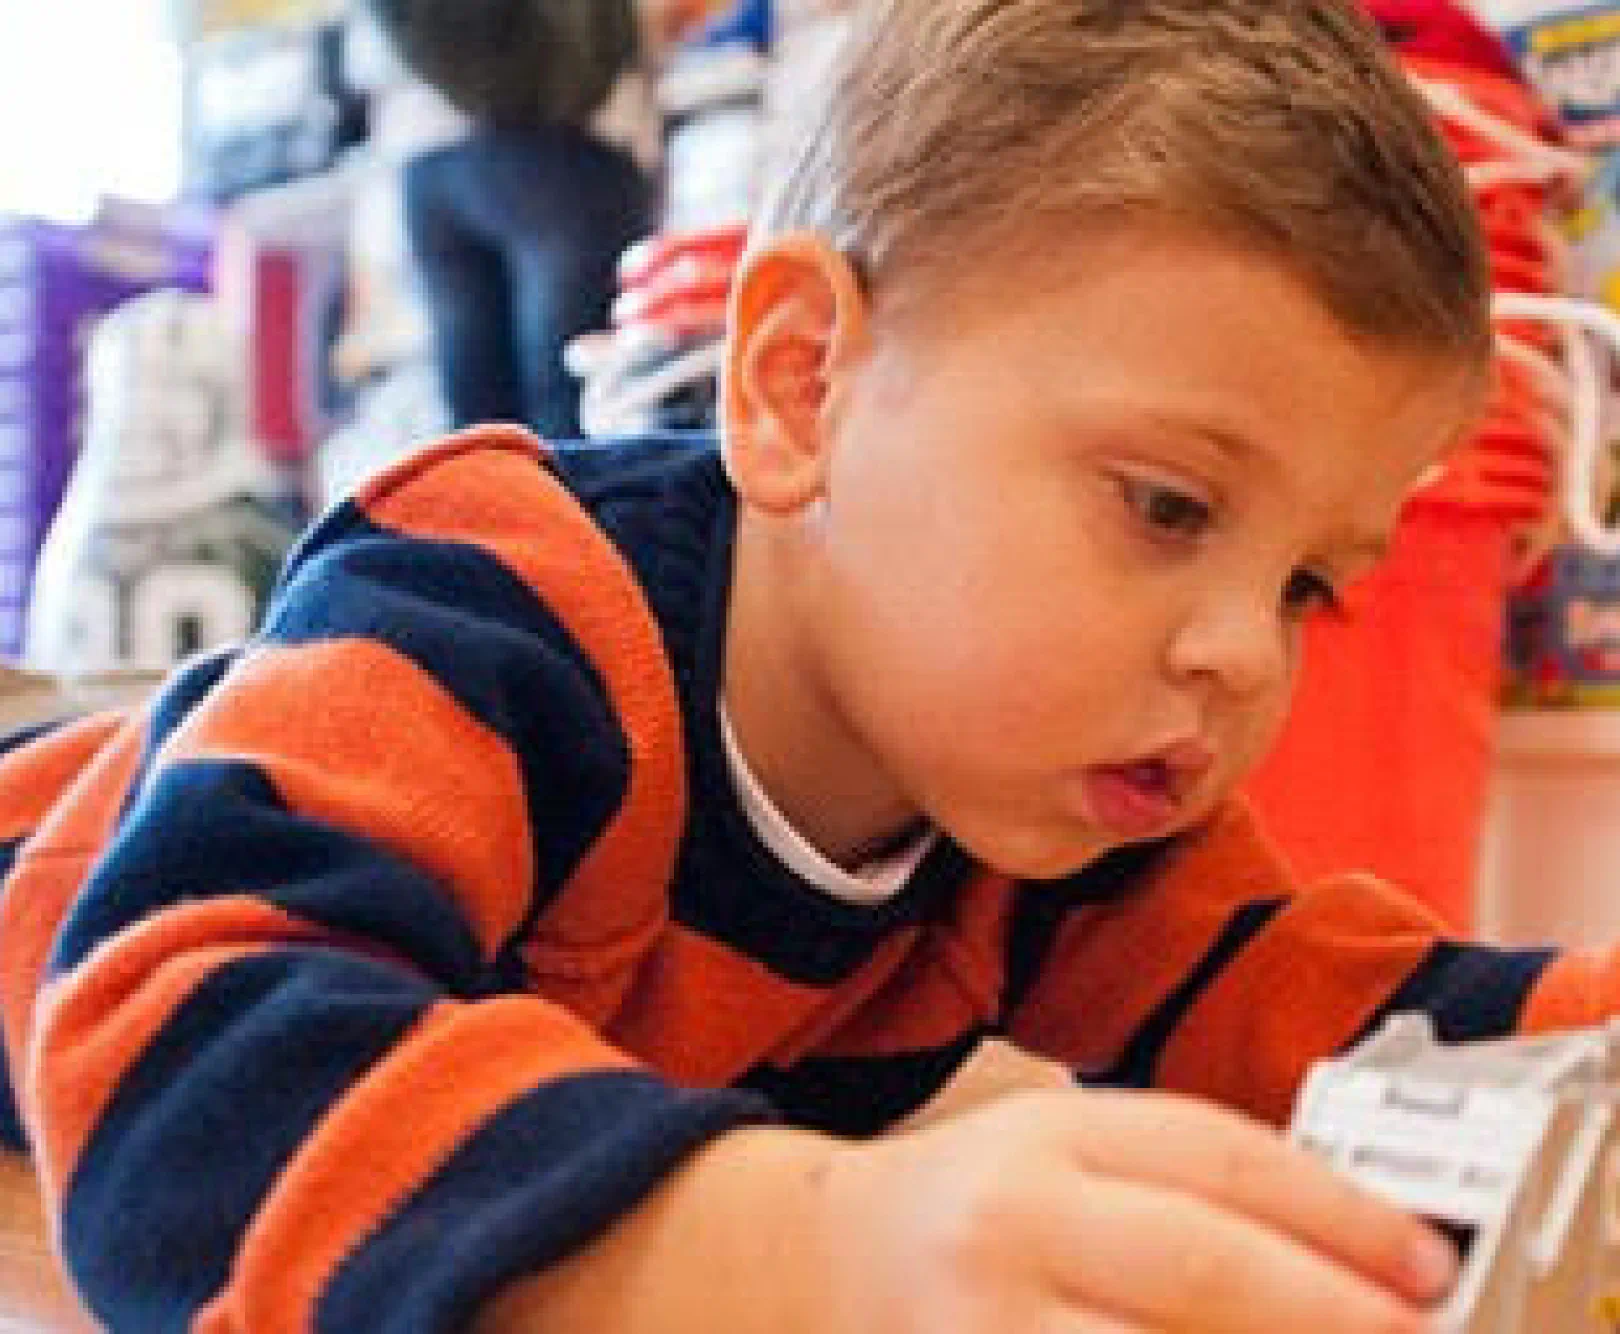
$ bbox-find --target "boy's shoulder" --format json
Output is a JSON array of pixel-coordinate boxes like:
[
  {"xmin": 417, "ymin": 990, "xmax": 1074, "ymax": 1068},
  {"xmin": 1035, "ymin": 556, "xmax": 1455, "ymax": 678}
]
[
  {"xmin": 348, "ymin": 424, "xmax": 726, "ymax": 523},
  {"xmin": 298, "ymin": 426, "xmax": 734, "ymax": 659},
  {"xmin": 546, "ymin": 429, "xmax": 728, "ymax": 509}
]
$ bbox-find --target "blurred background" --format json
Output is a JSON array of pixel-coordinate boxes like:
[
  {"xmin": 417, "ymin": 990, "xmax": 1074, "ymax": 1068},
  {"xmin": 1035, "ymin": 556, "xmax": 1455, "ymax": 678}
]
[
  {"xmin": 0, "ymin": 0, "xmax": 843, "ymax": 676},
  {"xmin": 10, "ymin": 0, "xmax": 1620, "ymax": 946},
  {"xmin": 0, "ymin": 0, "xmax": 184, "ymax": 224}
]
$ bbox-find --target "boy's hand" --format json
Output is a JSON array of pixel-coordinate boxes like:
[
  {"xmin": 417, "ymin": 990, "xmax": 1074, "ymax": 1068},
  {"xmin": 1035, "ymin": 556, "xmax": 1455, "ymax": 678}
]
[
  {"xmin": 815, "ymin": 1086, "xmax": 1456, "ymax": 1332},
  {"xmin": 476, "ymin": 1083, "xmax": 1455, "ymax": 1333},
  {"xmin": 894, "ymin": 1037, "xmax": 1073, "ymax": 1132}
]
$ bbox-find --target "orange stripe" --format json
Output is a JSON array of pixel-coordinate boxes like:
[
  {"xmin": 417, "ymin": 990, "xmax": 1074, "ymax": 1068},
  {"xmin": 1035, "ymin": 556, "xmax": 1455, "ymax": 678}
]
[
  {"xmin": 358, "ymin": 427, "xmax": 686, "ymax": 1008},
  {"xmin": 158, "ymin": 641, "xmax": 534, "ymax": 958},
  {"xmin": 813, "ymin": 871, "xmax": 1016, "ymax": 1059},
  {"xmin": 1012, "ymin": 902, "xmax": 1234, "ymax": 1072},
  {"xmin": 29, "ymin": 900, "xmax": 331, "ymax": 1211},
  {"xmin": 809, "ymin": 947, "xmax": 994, "ymax": 1059},
  {"xmin": 192, "ymin": 997, "xmax": 633, "ymax": 1334},
  {"xmin": 604, "ymin": 924, "xmax": 823, "ymax": 1083},
  {"xmin": 1519, "ymin": 951, "xmax": 1612, "ymax": 1035},
  {"xmin": 1155, "ymin": 872, "xmax": 1443, "ymax": 1126},
  {"xmin": 0, "ymin": 711, "xmax": 125, "ymax": 843},
  {"xmin": 760, "ymin": 932, "xmax": 925, "ymax": 1071},
  {"xmin": 0, "ymin": 719, "xmax": 147, "ymax": 1141},
  {"xmin": 604, "ymin": 875, "xmax": 1015, "ymax": 1075},
  {"xmin": 1011, "ymin": 804, "xmax": 1296, "ymax": 1072},
  {"xmin": 17, "ymin": 713, "xmax": 146, "ymax": 861}
]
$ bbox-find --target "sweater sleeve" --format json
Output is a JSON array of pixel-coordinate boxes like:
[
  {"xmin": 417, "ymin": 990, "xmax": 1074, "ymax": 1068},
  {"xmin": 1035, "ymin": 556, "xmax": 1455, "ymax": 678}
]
[
  {"xmin": 1005, "ymin": 798, "xmax": 1568, "ymax": 1127},
  {"xmin": 0, "ymin": 427, "xmax": 770, "ymax": 1332}
]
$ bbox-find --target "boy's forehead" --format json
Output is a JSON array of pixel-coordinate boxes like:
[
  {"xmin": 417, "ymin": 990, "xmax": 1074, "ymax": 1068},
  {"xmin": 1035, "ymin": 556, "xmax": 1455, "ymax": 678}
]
[
  {"xmin": 875, "ymin": 227, "xmax": 1480, "ymax": 408},
  {"xmin": 872, "ymin": 224, "xmax": 1411, "ymax": 358},
  {"xmin": 852, "ymin": 230, "xmax": 1483, "ymax": 531}
]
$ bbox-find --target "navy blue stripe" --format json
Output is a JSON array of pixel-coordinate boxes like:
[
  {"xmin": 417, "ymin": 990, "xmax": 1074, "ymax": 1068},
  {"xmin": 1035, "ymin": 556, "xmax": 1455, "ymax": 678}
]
[
  {"xmin": 0, "ymin": 717, "xmax": 72, "ymax": 757},
  {"xmin": 263, "ymin": 503, "xmax": 629, "ymax": 948},
  {"xmin": 1001, "ymin": 841, "xmax": 1178, "ymax": 1023},
  {"xmin": 999, "ymin": 886, "xmax": 1073, "ymax": 1025},
  {"xmin": 674, "ymin": 828, "xmax": 970, "ymax": 987},
  {"xmin": 548, "ymin": 431, "xmax": 718, "ymax": 507},
  {"xmin": 1347, "ymin": 941, "xmax": 1557, "ymax": 1050},
  {"xmin": 120, "ymin": 646, "xmax": 238, "ymax": 822},
  {"xmin": 52, "ymin": 760, "xmax": 488, "ymax": 993},
  {"xmin": 61, "ymin": 949, "xmax": 435, "ymax": 1331},
  {"xmin": 0, "ymin": 833, "xmax": 26, "ymax": 1150},
  {"xmin": 1091, "ymin": 897, "xmax": 1289, "ymax": 1088},
  {"xmin": 739, "ymin": 1027, "xmax": 993, "ymax": 1137},
  {"xmin": 317, "ymin": 1070, "xmax": 771, "ymax": 1334},
  {"xmin": 145, "ymin": 646, "xmax": 238, "ymax": 756}
]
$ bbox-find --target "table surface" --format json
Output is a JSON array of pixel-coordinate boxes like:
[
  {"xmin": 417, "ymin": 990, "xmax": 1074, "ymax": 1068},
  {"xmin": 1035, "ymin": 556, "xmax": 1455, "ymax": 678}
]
[{"xmin": 0, "ymin": 1156, "xmax": 92, "ymax": 1332}]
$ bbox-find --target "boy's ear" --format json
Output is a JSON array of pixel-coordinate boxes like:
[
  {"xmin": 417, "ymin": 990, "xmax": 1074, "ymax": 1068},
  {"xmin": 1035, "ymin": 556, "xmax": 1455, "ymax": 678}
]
[{"xmin": 722, "ymin": 233, "xmax": 870, "ymax": 514}]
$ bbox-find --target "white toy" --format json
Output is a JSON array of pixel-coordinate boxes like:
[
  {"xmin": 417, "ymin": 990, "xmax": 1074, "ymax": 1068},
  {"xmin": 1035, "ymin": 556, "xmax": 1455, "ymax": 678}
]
[{"xmin": 1291, "ymin": 1013, "xmax": 1620, "ymax": 1331}]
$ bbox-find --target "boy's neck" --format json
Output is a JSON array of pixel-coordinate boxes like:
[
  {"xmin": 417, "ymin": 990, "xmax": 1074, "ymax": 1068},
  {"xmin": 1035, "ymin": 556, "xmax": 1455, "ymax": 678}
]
[{"xmin": 724, "ymin": 515, "xmax": 923, "ymax": 872}]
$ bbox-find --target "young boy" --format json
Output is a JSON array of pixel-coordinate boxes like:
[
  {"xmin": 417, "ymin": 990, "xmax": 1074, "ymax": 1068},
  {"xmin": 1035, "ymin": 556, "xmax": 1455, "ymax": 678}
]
[{"xmin": 0, "ymin": 0, "xmax": 1589, "ymax": 1329}]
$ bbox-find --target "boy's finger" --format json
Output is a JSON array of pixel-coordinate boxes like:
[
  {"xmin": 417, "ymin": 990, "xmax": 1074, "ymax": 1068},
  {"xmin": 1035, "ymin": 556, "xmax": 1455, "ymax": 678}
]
[
  {"xmin": 1037, "ymin": 1172, "xmax": 1431, "ymax": 1334},
  {"xmin": 1057, "ymin": 1091, "xmax": 1455, "ymax": 1307},
  {"xmin": 1041, "ymin": 1314, "xmax": 1148, "ymax": 1334}
]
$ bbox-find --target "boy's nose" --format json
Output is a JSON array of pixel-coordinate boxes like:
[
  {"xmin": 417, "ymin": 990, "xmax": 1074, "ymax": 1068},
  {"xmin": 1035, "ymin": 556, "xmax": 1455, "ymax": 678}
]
[{"xmin": 1164, "ymin": 594, "xmax": 1292, "ymax": 703}]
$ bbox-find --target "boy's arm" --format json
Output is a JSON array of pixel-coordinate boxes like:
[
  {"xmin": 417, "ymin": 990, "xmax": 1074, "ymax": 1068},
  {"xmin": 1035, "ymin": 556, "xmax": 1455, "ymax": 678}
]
[
  {"xmin": 0, "ymin": 430, "xmax": 772, "ymax": 1331},
  {"xmin": 471, "ymin": 1123, "xmax": 840, "ymax": 1334},
  {"xmin": 1004, "ymin": 798, "xmax": 1565, "ymax": 1125}
]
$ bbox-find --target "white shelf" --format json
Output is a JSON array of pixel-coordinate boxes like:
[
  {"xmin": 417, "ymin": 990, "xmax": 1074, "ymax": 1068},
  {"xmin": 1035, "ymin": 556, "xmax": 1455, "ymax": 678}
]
[
  {"xmin": 1483, "ymin": 711, "xmax": 1620, "ymax": 944},
  {"xmin": 1495, "ymin": 709, "xmax": 1620, "ymax": 762}
]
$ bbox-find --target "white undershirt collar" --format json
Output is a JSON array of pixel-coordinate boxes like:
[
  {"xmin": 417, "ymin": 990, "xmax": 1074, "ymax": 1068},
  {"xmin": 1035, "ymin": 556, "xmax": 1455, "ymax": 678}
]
[{"xmin": 719, "ymin": 706, "xmax": 937, "ymax": 906}]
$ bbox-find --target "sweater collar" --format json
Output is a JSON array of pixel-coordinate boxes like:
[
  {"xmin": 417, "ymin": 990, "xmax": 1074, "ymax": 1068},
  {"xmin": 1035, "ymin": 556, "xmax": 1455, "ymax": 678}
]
[{"xmin": 615, "ymin": 438, "xmax": 970, "ymax": 981}]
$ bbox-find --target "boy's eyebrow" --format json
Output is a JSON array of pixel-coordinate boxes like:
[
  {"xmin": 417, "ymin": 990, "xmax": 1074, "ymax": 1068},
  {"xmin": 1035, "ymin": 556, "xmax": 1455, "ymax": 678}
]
[{"xmin": 1143, "ymin": 412, "xmax": 1268, "ymax": 467}]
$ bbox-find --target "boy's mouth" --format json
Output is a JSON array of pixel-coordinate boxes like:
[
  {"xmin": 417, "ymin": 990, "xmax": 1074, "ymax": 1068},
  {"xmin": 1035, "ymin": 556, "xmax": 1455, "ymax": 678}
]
[{"xmin": 1079, "ymin": 740, "xmax": 1214, "ymax": 840}]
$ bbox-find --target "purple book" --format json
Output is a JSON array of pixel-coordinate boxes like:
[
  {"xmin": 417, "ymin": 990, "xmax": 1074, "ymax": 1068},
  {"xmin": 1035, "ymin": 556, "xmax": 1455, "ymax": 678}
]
[{"xmin": 0, "ymin": 203, "xmax": 213, "ymax": 656}]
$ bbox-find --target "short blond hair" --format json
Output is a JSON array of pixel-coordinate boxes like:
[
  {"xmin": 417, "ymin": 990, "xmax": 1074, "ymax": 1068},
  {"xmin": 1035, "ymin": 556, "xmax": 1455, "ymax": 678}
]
[{"xmin": 760, "ymin": 0, "xmax": 1492, "ymax": 373}]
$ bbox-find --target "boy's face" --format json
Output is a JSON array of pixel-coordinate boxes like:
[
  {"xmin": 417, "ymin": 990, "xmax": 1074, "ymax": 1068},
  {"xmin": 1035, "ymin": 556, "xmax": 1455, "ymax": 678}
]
[{"xmin": 723, "ymin": 228, "xmax": 1480, "ymax": 878}]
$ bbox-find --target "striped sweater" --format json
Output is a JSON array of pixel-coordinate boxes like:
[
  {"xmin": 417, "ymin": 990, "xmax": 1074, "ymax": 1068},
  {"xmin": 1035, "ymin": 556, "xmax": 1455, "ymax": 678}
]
[{"xmin": 0, "ymin": 424, "xmax": 1613, "ymax": 1331}]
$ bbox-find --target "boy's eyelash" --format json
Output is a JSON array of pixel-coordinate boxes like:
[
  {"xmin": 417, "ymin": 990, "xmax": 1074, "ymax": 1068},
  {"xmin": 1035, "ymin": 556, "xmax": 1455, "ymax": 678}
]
[
  {"xmin": 1115, "ymin": 474, "xmax": 1343, "ymax": 618},
  {"xmin": 1117, "ymin": 475, "xmax": 1213, "ymax": 539}
]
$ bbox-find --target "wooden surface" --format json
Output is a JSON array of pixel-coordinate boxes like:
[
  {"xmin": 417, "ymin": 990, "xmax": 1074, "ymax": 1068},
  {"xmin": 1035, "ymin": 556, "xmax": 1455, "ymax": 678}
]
[{"xmin": 0, "ymin": 1156, "xmax": 92, "ymax": 1332}]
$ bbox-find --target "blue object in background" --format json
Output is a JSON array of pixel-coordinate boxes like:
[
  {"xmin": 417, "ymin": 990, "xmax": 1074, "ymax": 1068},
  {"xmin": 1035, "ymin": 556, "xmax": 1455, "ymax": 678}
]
[
  {"xmin": 694, "ymin": 0, "xmax": 772, "ymax": 51},
  {"xmin": 1505, "ymin": 544, "xmax": 1620, "ymax": 707}
]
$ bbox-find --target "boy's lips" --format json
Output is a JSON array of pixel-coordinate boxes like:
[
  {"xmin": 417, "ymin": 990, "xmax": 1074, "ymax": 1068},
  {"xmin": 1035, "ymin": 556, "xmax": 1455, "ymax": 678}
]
[{"xmin": 1078, "ymin": 739, "xmax": 1215, "ymax": 840}]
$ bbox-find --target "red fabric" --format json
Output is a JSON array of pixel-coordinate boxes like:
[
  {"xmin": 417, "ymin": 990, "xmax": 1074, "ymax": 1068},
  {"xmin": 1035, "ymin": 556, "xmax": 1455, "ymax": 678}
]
[
  {"xmin": 1248, "ymin": 23, "xmax": 1566, "ymax": 929},
  {"xmin": 1245, "ymin": 509, "xmax": 1511, "ymax": 929},
  {"xmin": 251, "ymin": 251, "xmax": 305, "ymax": 464},
  {"xmin": 1364, "ymin": 0, "xmax": 1523, "ymax": 85}
]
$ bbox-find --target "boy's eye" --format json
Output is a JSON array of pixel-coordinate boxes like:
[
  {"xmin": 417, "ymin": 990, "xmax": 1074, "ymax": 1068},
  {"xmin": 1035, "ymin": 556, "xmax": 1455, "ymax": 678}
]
[
  {"xmin": 1119, "ymin": 476, "xmax": 1213, "ymax": 539},
  {"xmin": 1283, "ymin": 568, "xmax": 1342, "ymax": 618}
]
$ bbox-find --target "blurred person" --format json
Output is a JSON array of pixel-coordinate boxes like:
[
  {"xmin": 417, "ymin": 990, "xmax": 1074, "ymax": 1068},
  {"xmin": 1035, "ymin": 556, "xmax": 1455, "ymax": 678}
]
[{"xmin": 375, "ymin": 0, "xmax": 720, "ymax": 437}]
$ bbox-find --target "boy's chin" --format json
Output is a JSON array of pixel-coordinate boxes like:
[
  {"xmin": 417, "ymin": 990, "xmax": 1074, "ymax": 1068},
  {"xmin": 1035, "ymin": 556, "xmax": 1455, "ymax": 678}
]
[
  {"xmin": 963, "ymin": 827, "xmax": 1128, "ymax": 883},
  {"xmin": 964, "ymin": 812, "xmax": 1206, "ymax": 883}
]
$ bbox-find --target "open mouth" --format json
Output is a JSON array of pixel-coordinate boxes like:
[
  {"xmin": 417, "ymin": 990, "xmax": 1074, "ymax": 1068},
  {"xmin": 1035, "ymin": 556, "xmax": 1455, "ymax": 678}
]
[{"xmin": 1081, "ymin": 742, "xmax": 1213, "ymax": 840}]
